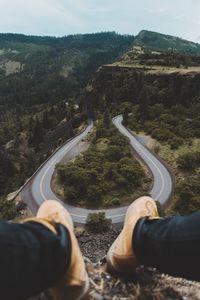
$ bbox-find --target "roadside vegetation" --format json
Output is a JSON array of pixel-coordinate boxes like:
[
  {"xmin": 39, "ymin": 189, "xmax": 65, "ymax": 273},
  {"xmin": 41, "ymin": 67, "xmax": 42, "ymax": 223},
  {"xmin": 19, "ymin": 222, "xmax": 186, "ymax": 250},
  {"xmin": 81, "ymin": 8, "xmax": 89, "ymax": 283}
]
[
  {"xmin": 56, "ymin": 113, "xmax": 150, "ymax": 208},
  {"xmin": 124, "ymin": 101, "xmax": 200, "ymax": 215},
  {"xmin": 0, "ymin": 197, "xmax": 18, "ymax": 220},
  {"xmin": 126, "ymin": 102, "xmax": 200, "ymax": 150},
  {"xmin": 0, "ymin": 103, "xmax": 87, "ymax": 220},
  {"xmin": 172, "ymin": 150, "xmax": 200, "ymax": 214},
  {"xmin": 0, "ymin": 101, "xmax": 87, "ymax": 198}
]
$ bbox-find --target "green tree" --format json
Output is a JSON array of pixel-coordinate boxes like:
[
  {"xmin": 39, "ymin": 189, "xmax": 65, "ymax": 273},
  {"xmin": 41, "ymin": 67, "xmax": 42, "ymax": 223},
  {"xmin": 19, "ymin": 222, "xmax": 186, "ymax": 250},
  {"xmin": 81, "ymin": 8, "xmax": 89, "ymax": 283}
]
[
  {"xmin": 0, "ymin": 198, "xmax": 18, "ymax": 220},
  {"xmin": 138, "ymin": 87, "xmax": 149, "ymax": 120},
  {"xmin": 103, "ymin": 109, "xmax": 111, "ymax": 129},
  {"xmin": 86, "ymin": 212, "xmax": 111, "ymax": 233},
  {"xmin": 122, "ymin": 107, "xmax": 129, "ymax": 126}
]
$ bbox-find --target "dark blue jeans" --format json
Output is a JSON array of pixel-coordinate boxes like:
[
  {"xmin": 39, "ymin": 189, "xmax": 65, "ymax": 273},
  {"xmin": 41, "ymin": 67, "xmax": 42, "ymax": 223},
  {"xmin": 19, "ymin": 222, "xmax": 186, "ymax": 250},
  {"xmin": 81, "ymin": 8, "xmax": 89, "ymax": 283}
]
[
  {"xmin": 133, "ymin": 211, "xmax": 200, "ymax": 280},
  {"xmin": 0, "ymin": 221, "xmax": 71, "ymax": 300},
  {"xmin": 1, "ymin": 212, "xmax": 200, "ymax": 300}
]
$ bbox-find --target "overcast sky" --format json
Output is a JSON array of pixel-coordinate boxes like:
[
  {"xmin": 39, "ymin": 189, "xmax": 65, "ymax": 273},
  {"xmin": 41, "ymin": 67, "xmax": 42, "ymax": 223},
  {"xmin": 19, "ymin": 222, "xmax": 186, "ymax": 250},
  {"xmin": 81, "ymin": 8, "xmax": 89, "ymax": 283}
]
[{"xmin": 0, "ymin": 0, "xmax": 200, "ymax": 42}]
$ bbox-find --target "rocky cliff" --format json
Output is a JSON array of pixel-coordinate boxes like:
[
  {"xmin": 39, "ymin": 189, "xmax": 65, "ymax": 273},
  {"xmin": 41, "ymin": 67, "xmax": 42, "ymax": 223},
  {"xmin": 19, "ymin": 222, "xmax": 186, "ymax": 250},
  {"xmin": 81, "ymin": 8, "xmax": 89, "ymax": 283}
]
[{"xmin": 84, "ymin": 63, "xmax": 200, "ymax": 116}]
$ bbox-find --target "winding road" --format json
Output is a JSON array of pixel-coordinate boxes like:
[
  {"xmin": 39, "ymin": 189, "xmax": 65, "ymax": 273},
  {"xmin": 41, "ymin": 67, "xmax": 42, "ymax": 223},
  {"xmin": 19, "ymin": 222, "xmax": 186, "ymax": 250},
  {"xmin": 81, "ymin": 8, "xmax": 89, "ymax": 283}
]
[{"xmin": 21, "ymin": 115, "xmax": 173, "ymax": 224}]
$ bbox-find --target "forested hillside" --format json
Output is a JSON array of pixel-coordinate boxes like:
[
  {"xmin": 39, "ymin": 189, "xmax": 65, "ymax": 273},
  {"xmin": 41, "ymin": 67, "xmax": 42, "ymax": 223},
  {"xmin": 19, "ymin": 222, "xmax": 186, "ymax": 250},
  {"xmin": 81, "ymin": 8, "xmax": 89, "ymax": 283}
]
[
  {"xmin": 134, "ymin": 30, "xmax": 200, "ymax": 54},
  {"xmin": 0, "ymin": 32, "xmax": 134, "ymax": 217},
  {"xmin": 84, "ymin": 37, "xmax": 200, "ymax": 215},
  {"xmin": 2, "ymin": 29, "xmax": 200, "ymax": 218},
  {"xmin": 0, "ymin": 32, "xmax": 134, "ymax": 106}
]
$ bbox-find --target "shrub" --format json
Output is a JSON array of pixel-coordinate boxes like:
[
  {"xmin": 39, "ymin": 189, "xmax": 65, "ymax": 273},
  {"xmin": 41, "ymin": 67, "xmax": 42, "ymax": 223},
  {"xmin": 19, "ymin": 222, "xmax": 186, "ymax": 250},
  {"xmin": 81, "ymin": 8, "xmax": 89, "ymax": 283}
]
[
  {"xmin": 105, "ymin": 145, "xmax": 125, "ymax": 161},
  {"xmin": 111, "ymin": 197, "xmax": 120, "ymax": 206},
  {"xmin": 86, "ymin": 212, "xmax": 111, "ymax": 233},
  {"xmin": 0, "ymin": 198, "xmax": 18, "ymax": 220},
  {"xmin": 87, "ymin": 185, "xmax": 103, "ymax": 206},
  {"xmin": 173, "ymin": 176, "xmax": 200, "ymax": 214},
  {"xmin": 95, "ymin": 126, "xmax": 109, "ymax": 140},
  {"xmin": 151, "ymin": 128, "xmax": 174, "ymax": 142},
  {"xmin": 64, "ymin": 186, "xmax": 80, "ymax": 203},
  {"xmin": 109, "ymin": 134, "xmax": 128, "ymax": 146},
  {"xmin": 177, "ymin": 151, "xmax": 200, "ymax": 171},
  {"xmin": 72, "ymin": 113, "xmax": 87, "ymax": 128},
  {"xmin": 169, "ymin": 137, "xmax": 184, "ymax": 150},
  {"xmin": 116, "ymin": 157, "xmax": 144, "ymax": 189},
  {"xmin": 57, "ymin": 122, "xmax": 146, "ymax": 208},
  {"xmin": 56, "ymin": 164, "xmax": 66, "ymax": 184},
  {"xmin": 153, "ymin": 143, "xmax": 161, "ymax": 154}
]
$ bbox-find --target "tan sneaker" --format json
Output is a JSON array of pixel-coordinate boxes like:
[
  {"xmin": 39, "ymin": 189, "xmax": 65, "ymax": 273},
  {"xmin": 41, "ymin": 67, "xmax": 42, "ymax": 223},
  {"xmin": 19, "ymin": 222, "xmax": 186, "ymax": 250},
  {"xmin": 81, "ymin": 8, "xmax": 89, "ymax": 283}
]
[
  {"xmin": 27, "ymin": 200, "xmax": 89, "ymax": 300},
  {"xmin": 106, "ymin": 196, "xmax": 159, "ymax": 278}
]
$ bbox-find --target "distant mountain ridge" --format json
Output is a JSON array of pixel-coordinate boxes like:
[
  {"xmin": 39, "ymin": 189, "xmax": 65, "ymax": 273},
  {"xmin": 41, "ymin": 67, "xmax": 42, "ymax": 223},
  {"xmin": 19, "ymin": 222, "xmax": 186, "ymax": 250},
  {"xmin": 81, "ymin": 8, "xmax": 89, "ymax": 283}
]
[
  {"xmin": 134, "ymin": 30, "xmax": 200, "ymax": 54},
  {"xmin": 0, "ymin": 31, "xmax": 134, "ymax": 47},
  {"xmin": 0, "ymin": 32, "xmax": 134, "ymax": 106},
  {"xmin": 1, "ymin": 30, "xmax": 200, "ymax": 55}
]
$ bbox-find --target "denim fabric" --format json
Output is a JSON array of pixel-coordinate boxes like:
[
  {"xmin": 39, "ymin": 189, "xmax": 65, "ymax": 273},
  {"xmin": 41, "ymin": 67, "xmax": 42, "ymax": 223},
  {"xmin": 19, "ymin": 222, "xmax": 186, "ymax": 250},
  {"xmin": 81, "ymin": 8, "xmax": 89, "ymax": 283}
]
[
  {"xmin": 133, "ymin": 212, "xmax": 200, "ymax": 280},
  {"xmin": 0, "ymin": 221, "xmax": 71, "ymax": 300}
]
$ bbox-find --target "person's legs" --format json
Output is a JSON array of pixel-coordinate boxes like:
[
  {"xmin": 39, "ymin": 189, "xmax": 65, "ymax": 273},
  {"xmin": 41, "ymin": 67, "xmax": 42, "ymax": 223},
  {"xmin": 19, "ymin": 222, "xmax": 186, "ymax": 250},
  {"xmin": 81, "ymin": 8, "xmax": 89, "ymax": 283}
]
[
  {"xmin": 0, "ymin": 200, "xmax": 89, "ymax": 300},
  {"xmin": 32, "ymin": 200, "xmax": 89, "ymax": 300},
  {"xmin": 107, "ymin": 196, "xmax": 200, "ymax": 280},
  {"xmin": 0, "ymin": 220, "xmax": 71, "ymax": 300},
  {"xmin": 133, "ymin": 212, "xmax": 200, "ymax": 280},
  {"xmin": 106, "ymin": 196, "xmax": 160, "ymax": 278}
]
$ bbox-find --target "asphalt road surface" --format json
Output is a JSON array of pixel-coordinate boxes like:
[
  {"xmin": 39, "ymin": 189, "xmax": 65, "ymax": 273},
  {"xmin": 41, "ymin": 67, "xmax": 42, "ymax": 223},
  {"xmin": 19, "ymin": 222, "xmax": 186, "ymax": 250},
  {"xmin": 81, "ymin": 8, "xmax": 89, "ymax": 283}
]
[
  {"xmin": 113, "ymin": 115, "xmax": 173, "ymax": 204},
  {"xmin": 21, "ymin": 116, "xmax": 173, "ymax": 224}
]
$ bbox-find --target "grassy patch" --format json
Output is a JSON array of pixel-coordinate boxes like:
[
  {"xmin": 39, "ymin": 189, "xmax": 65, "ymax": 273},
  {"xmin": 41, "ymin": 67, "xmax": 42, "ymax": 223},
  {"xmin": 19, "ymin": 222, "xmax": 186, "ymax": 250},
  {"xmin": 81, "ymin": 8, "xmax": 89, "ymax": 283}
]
[{"xmin": 156, "ymin": 139, "xmax": 200, "ymax": 166}]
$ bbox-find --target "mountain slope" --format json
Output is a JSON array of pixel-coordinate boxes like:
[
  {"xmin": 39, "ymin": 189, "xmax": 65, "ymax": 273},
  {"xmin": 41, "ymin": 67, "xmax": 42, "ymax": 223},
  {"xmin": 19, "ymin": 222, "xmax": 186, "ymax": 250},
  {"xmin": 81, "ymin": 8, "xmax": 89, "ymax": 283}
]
[
  {"xmin": 134, "ymin": 30, "xmax": 200, "ymax": 53},
  {"xmin": 0, "ymin": 32, "xmax": 134, "ymax": 106}
]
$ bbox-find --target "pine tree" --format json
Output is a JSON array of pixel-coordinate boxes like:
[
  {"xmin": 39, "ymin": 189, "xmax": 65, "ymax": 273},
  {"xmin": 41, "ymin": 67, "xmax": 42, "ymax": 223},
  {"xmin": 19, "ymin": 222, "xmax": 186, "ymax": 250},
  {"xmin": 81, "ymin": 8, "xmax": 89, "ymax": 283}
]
[
  {"xmin": 103, "ymin": 109, "xmax": 110, "ymax": 128},
  {"xmin": 138, "ymin": 87, "xmax": 149, "ymax": 120}
]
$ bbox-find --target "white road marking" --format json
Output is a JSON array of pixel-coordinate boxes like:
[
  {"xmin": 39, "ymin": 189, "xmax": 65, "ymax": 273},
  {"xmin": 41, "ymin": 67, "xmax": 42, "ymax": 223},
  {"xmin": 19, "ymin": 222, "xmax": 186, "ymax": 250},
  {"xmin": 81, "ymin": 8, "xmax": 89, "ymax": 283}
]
[
  {"xmin": 32, "ymin": 116, "xmax": 172, "ymax": 223},
  {"xmin": 40, "ymin": 135, "xmax": 85, "ymax": 201},
  {"xmin": 114, "ymin": 116, "xmax": 165, "ymax": 200},
  {"xmin": 69, "ymin": 213, "xmax": 125, "ymax": 219}
]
